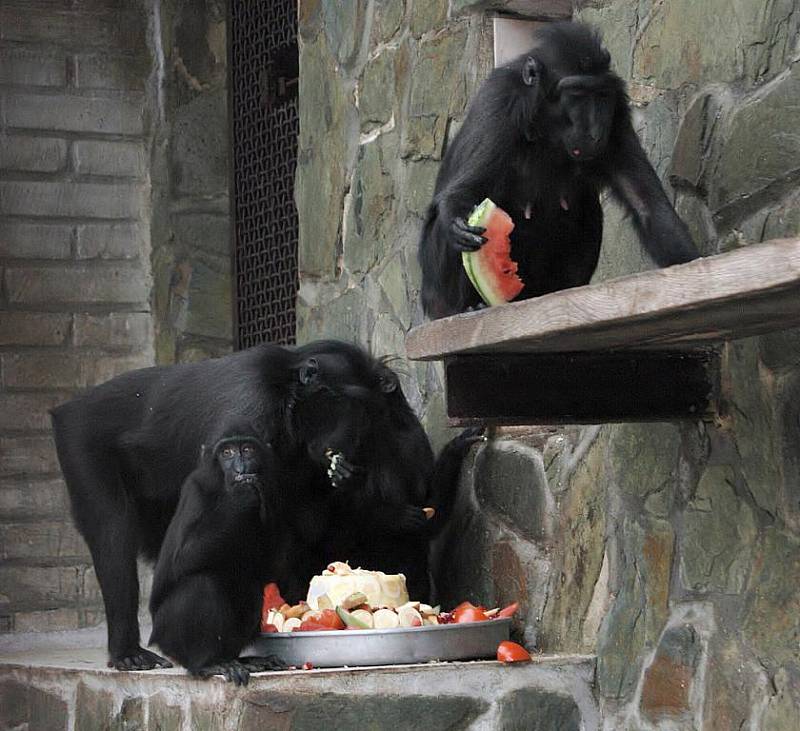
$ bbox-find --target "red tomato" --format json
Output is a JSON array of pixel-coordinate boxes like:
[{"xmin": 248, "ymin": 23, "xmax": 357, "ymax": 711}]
[
  {"xmin": 302, "ymin": 662, "xmax": 314, "ymax": 670},
  {"xmin": 496, "ymin": 641, "xmax": 531, "ymax": 663},
  {"xmin": 262, "ymin": 582, "xmax": 286, "ymax": 611},
  {"xmin": 453, "ymin": 603, "xmax": 490, "ymax": 624},
  {"xmin": 497, "ymin": 601, "xmax": 519, "ymax": 619},
  {"xmin": 260, "ymin": 623, "xmax": 278, "ymax": 633},
  {"xmin": 299, "ymin": 609, "xmax": 345, "ymax": 632}
]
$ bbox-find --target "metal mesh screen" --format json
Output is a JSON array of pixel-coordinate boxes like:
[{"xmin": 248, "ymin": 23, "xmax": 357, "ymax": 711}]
[{"xmin": 230, "ymin": 0, "xmax": 299, "ymax": 348}]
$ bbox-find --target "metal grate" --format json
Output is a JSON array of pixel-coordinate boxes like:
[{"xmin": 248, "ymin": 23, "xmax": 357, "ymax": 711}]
[{"xmin": 229, "ymin": 0, "xmax": 299, "ymax": 348}]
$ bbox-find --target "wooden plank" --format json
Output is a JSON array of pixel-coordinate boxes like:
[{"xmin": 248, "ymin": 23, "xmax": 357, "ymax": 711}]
[
  {"xmin": 406, "ymin": 237, "xmax": 800, "ymax": 360},
  {"xmin": 445, "ymin": 351, "xmax": 718, "ymax": 425}
]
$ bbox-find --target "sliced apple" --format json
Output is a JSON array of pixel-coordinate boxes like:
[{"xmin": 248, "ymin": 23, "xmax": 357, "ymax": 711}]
[
  {"xmin": 373, "ymin": 608, "xmax": 400, "ymax": 629},
  {"xmin": 283, "ymin": 617, "xmax": 302, "ymax": 632}
]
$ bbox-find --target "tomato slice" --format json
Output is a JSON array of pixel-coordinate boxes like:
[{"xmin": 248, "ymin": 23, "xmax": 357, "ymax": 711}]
[
  {"xmin": 497, "ymin": 640, "xmax": 531, "ymax": 663},
  {"xmin": 497, "ymin": 601, "xmax": 519, "ymax": 619},
  {"xmin": 299, "ymin": 609, "xmax": 345, "ymax": 632},
  {"xmin": 453, "ymin": 603, "xmax": 490, "ymax": 623},
  {"xmin": 262, "ymin": 582, "xmax": 286, "ymax": 611},
  {"xmin": 260, "ymin": 622, "xmax": 279, "ymax": 634}
]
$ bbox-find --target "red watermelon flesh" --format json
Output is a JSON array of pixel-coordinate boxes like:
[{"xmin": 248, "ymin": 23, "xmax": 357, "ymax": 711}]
[{"xmin": 461, "ymin": 198, "xmax": 524, "ymax": 306}]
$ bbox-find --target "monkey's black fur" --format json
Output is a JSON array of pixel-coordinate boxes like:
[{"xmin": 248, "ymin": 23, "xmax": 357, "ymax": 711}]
[
  {"xmin": 419, "ymin": 21, "xmax": 699, "ymax": 319},
  {"xmin": 51, "ymin": 340, "xmax": 472, "ymax": 670},
  {"xmin": 149, "ymin": 425, "xmax": 281, "ymax": 685}
]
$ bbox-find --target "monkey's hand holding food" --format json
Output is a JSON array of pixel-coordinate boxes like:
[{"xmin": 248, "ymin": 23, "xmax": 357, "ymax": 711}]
[
  {"xmin": 324, "ymin": 448, "xmax": 363, "ymax": 488},
  {"xmin": 449, "ymin": 214, "xmax": 488, "ymax": 252},
  {"xmin": 461, "ymin": 198, "xmax": 524, "ymax": 307}
]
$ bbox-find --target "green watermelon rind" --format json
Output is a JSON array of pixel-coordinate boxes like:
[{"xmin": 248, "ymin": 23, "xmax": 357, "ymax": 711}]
[{"xmin": 461, "ymin": 198, "xmax": 509, "ymax": 307}]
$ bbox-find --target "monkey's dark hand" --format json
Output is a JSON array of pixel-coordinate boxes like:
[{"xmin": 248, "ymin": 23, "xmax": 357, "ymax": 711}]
[
  {"xmin": 398, "ymin": 504, "xmax": 431, "ymax": 532},
  {"xmin": 449, "ymin": 216, "xmax": 487, "ymax": 252},
  {"xmin": 194, "ymin": 659, "xmax": 253, "ymax": 686},
  {"xmin": 324, "ymin": 448, "xmax": 364, "ymax": 489}
]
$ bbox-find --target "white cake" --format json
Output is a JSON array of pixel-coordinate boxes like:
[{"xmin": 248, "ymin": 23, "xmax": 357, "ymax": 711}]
[{"xmin": 306, "ymin": 561, "xmax": 409, "ymax": 610}]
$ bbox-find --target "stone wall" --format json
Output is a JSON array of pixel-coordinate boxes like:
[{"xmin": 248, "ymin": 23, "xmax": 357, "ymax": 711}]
[
  {"xmin": 0, "ymin": 0, "xmax": 231, "ymax": 634},
  {"xmin": 296, "ymin": 0, "xmax": 800, "ymax": 727}
]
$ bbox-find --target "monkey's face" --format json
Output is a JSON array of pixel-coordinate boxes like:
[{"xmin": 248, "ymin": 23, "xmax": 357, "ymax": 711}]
[
  {"xmin": 552, "ymin": 83, "xmax": 615, "ymax": 162},
  {"xmin": 216, "ymin": 439, "xmax": 264, "ymax": 491}
]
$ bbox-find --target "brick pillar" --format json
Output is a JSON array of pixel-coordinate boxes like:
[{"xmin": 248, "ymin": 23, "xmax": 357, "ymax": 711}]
[{"xmin": 0, "ymin": 0, "xmax": 155, "ymax": 632}]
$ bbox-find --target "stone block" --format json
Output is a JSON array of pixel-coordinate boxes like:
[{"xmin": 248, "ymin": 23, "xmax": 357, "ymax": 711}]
[
  {"xmin": 321, "ymin": 0, "xmax": 368, "ymax": 69},
  {"xmin": 761, "ymin": 667, "xmax": 800, "ymax": 731},
  {"xmin": 0, "ymin": 521, "xmax": 90, "ymax": 560},
  {"xmin": 474, "ymin": 440, "xmax": 551, "ymax": 541},
  {"xmin": 0, "ymin": 394, "xmax": 66, "ymax": 431},
  {"xmin": 73, "ymin": 312, "xmax": 152, "ymax": 349},
  {"xmin": 76, "ymin": 222, "xmax": 146, "ymax": 260},
  {"xmin": 238, "ymin": 692, "xmax": 487, "ymax": 731},
  {"xmin": 75, "ymin": 682, "xmax": 115, "ymax": 731},
  {"xmin": 711, "ymin": 65, "xmax": 800, "ymax": 222},
  {"xmin": 497, "ymin": 688, "xmax": 581, "ymax": 730},
  {"xmin": 5, "ymin": 263, "xmax": 150, "ymax": 304},
  {"xmin": 452, "ymin": 0, "xmax": 572, "ymax": 19},
  {"xmin": 190, "ymin": 705, "xmax": 225, "ymax": 731},
  {"xmin": 0, "ymin": 313, "xmax": 70, "ymax": 346},
  {"xmin": 171, "ymin": 213, "xmax": 230, "ymax": 257},
  {"xmin": 0, "ymin": 222, "xmax": 73, "ymax": 260},
  {"xmin": 2, "ymin": 352, "xmax": 152, "ymax": 389},
  {"xmin": 0, "ymin": 5, "xmax": 146, "ymax": 53},
  {"xmin": 3, "ymin": 93, "xmax": 147, "ymax": 135},
  {"xmin": 375, "ymin": 0, "xmax": 405, "ymax": 42},
  {"xmin": 640, "ymin": 624, "xmax": 702, "ymax": 721},
  {"xmin": 0, "ymin": 679, "xmax": 68, "ymax": 731},
  {"xmin": 681, "ymin": 464, "xmax": 757, "ymax": 594},
  {"xmin": 0, "ymin": 435, "xmax": 60, "ymax": 475},
  {"xmin": 359, "ymin": 48, "xmax": 396, "ymax": 130},
  {"xmin": 0, "ymin": 477, "xmax": 69, "ymax": 518},
  {"xmin": 0, "ymin": 180, "xmax": 145, "ymax": 219},
  {"xmin": 0, "ymin": 48, "xmax": 66, "ymax": 86},
  {"xmin": 0, "ymin": 565, "xmax": 85, "ymax": 604},
  {"xmin": 170, "ymin": 90, "xmax": 228, "ymax": 197},
  {"xmin": 13, "ymin": 606, "xmax": 81, "ymax": 632},
  {"xmin": 74, "ymin": 140, "xmax": 147, "ymax": 178},
  {"xmin": 409, "ymin": 0, "xmax": 447, "ymax": 36},
  {"xmin": 0, "ymin": 135, "xmax": 67, "ymax": 173},
  {"xmin": 182, "ymin": 260, "xmax": 233, "ymax": 340},
  {"xmin": 403, "ymin": 159, "xmax": 438, "ymax": 217},
  {"xmin": 147, "ymin": 695, "xmax": 182, "ymax": 731},
  {"xmin": 74, "ymin": 53, "xmax": 149, "ymax": 90}
]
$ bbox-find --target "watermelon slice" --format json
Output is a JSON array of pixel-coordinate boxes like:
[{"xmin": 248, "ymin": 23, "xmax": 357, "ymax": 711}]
[{"xmin": 461, "ymin": 198, "xmax": 524, "ymax": 307}]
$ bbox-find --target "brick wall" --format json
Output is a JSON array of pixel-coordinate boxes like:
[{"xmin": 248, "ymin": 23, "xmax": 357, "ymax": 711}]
[{"xmin": 0, "ymin": 0, "xmax": 232, "ymax": 633}]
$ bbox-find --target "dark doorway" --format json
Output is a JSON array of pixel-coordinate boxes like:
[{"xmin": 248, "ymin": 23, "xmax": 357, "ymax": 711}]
[{"xmin": 229, "ymin": 0, "xmax": 299, "ymax": 347}]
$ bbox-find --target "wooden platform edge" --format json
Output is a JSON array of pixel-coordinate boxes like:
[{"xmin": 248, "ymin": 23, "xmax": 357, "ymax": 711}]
[{"xmin": 406, "ymin": 237, "xmax": 800, "ymax": 361}]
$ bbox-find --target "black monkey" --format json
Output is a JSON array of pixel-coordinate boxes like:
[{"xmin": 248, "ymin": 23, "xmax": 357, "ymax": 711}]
[
  {"xmin": 50, "ymin": 340, "xmax": 462, "ymax": 670},
  {"xmin": 419, "ymin": 21, "xmax": 699, "ymax": 319},
  {"xmin": 149, "ymin": 426, "xmax": 282, "ymax": 685}
]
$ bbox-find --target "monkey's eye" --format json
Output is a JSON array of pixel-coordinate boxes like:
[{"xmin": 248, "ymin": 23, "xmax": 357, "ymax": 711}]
[
  {"xmin": 522, "ymin": 57, "xmax": 538, "ymax": 87},
  {"xmin": 242, "ymin": 444, "xmax": 254, "ymax": 455},
  {"xmin": 221, "ymin": 446, "xmax": 236, "ymax": 458},
  {"xmin": 379, "ymin": 373, "xmax": 397, "ymax": 394}
]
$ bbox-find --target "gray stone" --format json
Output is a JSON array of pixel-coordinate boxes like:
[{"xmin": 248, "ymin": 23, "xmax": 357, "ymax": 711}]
[
  {"xmin": 343, "ymin": 131, "xmax": 397, "ymax": 273},
  {"xmin": 0, "ymin": 313, "xmax": 70, "ymax": 346},
  {"xmin": 297, "ymin": 289, "xmax": 368, "ymax": 344},
  {"xmin": 0, "ymin": 48, "xmax": 66, "ymax": 86},
  {"xmin": 0, "ymin": 180, "xmax": 145, "ymax": 219},
  {"xmin": 297, "ymin": 31, "xmax": 356, "ymax": 278},
  {"xmin": 73, "ymin": 312, "xmax": 152, "ymax": 349},
  {"xmin": 359, "ymin": 48, "xmax": 396, "ymax": 130},
  {"xmin": 403, "ymin": 27, "xmax": 468, "ymax": 160},
  {"xmin": 171, "ymin": 90, "xmax": 228, "ymax": 197},
  {"xmin": 76, "ymin": 682, "xmax": 115, "ymax": 731},
  {"xmin": 0, "ymin": 394, "xmax": 67, "ymax": 431},
  {"xmin": 452, "ymin": 0, "xmax": 572, "ymax": 20},
  {"xmin": 497, "ymin": 688, "xmax": 581, "ymax": 731},
  {"xmin": 378, "ymin": 252, "xmax": 412, "ymax": 327},
  {"xmin": 0, "ymin": 521, "xmax": 89, "ymax": 560},
  {"xmin": 3, "ymin": 92, "xmax": 146, "ymax": 135},
  {"xmin": 182, "ymin": 259, "xmax": 232, "ymax": 340},
  {"xmin": 376, "ymin": 0, "xmax": 405, "ymax": 41},
  {"xmin": 147, "ymin": 695, "xmax": 182, "ymax": 731},
  {"xmin": 761, "ymin": 667, "xmax": 800, "ymax": 731},
  {"xmin": 74, "ymin": 53, "xmax": 149, "ymax": 91},
  {"xmin": 171, "ymin": 213, "xmax": 230, "ymax": 257},
  {"xmin": 409, "ymin": 0, "xmax": 448, "ymax": 36},
  {"xmin": 0, "ymin": 435, "xmax": 60, "ymax": 475},
  {"xmin": 0, "ymin": 136, "xmax": 67, "ymax": 173},
  {"xmin": 322, "ymin": 0, "xmax": 368, "ymax": 69},
  {"xmin": 240, "ymin": 692, "xmax": 486, "ymax": 731},
  {"xmin": 74, "ymin": 140, "xmax": 147, "ymax": 178},
  {"xmin": 403, "ymin": 159, "xmax": 439, "ymax": 217},
  {"xmin": 711, "ymin": 64, "xmax": 800, "ymax": 224},
  {"xmin": 0, "ymin": 476, "xmax": 69, "ymax": 520},
  {"xmin": 681, "ymin": 465, "xmax": 756, "ymax": 594},
  {"xmin": 474, "ymin": 441, "xmax": 550, "ymax": 541},
  {"xmin": 0, "ymin": 222, "xmax": 73, "ymax": 260},
  {"xmin": 76, "ymin": 222, "xmax": 146, "ymax": 260}
]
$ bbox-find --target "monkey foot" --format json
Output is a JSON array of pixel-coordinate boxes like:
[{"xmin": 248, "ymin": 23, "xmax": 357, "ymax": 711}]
[
  {"xmin": 108, "ymin": 647, "xmax": 173, "ymax": 671},
  {"xmin": 239, "ymin": 654, "xmax": 286, "ymax": 673}
]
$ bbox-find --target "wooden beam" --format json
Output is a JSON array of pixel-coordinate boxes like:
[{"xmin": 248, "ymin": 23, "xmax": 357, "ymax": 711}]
[
  {"xmin": 406, "ymin": 237, "xmax": 800, "ymax": 361},
  {"xmin": 444, "ymin": 351, "xmax": 718, "ymax": 425}
]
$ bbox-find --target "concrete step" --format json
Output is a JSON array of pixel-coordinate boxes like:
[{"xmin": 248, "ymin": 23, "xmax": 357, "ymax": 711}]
[{"xmin": 0, "ymin": 632, "xmax": 599, "ymax": 730}]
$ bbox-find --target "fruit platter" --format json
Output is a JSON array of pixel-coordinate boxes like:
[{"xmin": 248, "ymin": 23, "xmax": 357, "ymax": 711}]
[{"xmin": 243, "ymin": 562, "xmax": 524, "ymax": 668}]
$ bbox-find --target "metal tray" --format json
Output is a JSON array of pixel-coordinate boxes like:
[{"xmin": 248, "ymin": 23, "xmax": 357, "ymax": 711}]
[{"xmin": 242, "ymin": 618, "xmax": 511, "ymax": 668}]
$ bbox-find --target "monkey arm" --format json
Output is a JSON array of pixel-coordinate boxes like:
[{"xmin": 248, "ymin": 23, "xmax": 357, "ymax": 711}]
[{"xmin": 608, "ymin": 117, "xmax": 700, "ymax": 266}]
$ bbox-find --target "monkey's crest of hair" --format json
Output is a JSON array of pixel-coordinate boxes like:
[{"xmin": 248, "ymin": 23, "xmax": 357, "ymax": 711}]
[{"xmin": 527, "ymin": 21, "xmax": 611, "ymax": 78}]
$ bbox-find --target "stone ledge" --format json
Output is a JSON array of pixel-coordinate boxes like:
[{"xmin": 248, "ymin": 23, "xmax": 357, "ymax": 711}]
[{"xmin": 0, "ymin": 638, "xmax": 599, "ymax": 730}]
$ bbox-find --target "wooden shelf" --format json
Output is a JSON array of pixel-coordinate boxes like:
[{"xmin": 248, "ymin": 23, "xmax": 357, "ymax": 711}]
[
  {"xmin": 407, "ymin": 237, "xmax": 800, "ymax": 361},
  {"xmin": 405, "ymin": 237, "xmax": 800, "ymax": 424}
]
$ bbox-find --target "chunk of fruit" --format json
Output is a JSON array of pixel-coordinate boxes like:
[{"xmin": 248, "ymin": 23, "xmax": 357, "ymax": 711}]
[
  {"xmin": 262, "ymin": 583, "xmax": 286, "ymax": 610},
  {"xmin": 350, "ymin": 609, "xmax": 374, "ymax": 628},
  {"xmin": 284, "ymin": 602, "xmax": 309, "ymax": 620},
  {"xmin": 266, "ymin": 610, "xmax": 285, "ymax": 632},
  {"xmin": 336, "ymin": 605, "xmax": 371, "ymax": 629},
  {"xmin": 283, "ymin": 617, "xmax": 302, "ymax": 632},
  {"xmin": 452, "ymin": 602, "xmax": 490, "ymax": 623},
  {"xmin": 497, "ymin": 601, "xmax": 520, "ymax": 619},
  {"xmin": 497, "ymin": 641, "xmax": 532, "ymax": 663},
  {"xmin": 317, "ymin": 593, "xmax": 333, "ymax": 610},
  {"xmin": 398, "ymin": 606, "xmax": 423, "ymax": 628},
  {"xmin": 340, "ymin": 592, "xmax": 369, "ymax": 610},
  {"xmin": 373, "ymin": 608, "xmax": 400, "ymax": 629}
]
